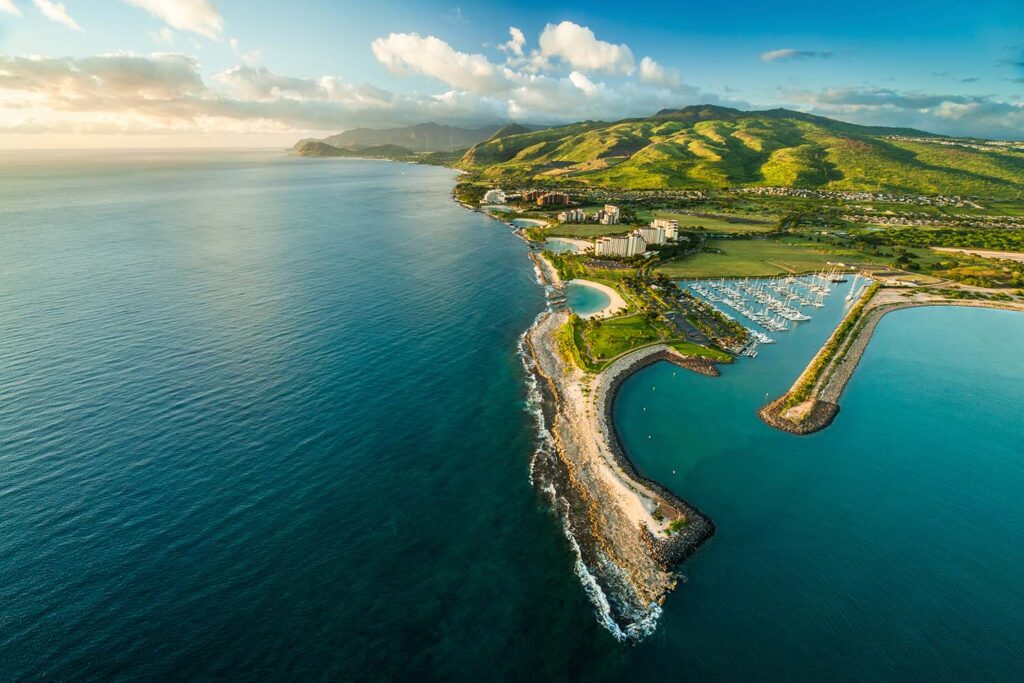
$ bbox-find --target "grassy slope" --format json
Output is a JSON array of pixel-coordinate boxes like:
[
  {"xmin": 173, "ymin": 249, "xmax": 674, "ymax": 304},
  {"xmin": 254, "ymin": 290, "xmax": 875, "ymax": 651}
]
[{"xmin": 458, "ymin": 107, "xmax": 1024, "ymax": 198}]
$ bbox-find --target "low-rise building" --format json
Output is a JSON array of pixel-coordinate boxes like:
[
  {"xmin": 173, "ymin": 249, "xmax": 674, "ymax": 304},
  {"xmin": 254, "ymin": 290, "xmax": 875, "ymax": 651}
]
[
  {"xmin": 557, "ymin": 208, "xmax": 587, "ymax": 223},
  {"xmin": 483, "ymin": 189, "xmax": 506, "ymax": 204},
  {"xmin": 596, "ymin": 204, "xmax": 621, "ymax": 225}
]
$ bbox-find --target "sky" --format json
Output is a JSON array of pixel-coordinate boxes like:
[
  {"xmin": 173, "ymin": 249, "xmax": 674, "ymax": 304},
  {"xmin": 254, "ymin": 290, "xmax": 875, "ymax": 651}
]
[{"xmin": 0, "ymin": 0, "xmax": 1022, "ymax": 147}]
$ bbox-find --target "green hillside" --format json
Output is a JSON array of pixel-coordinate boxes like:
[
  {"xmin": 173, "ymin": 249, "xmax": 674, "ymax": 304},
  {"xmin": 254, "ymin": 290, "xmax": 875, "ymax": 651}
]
[{"xmin": 456, "ymin": 106, "xmax": 1024, "ymax": 198}]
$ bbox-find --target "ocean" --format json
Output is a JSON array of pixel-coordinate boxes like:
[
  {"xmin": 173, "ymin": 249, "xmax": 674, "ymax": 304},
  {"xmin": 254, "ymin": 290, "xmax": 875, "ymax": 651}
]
[{"xmin": 2, "ymin": 151, "xmax": 1022, "ymax": 680}]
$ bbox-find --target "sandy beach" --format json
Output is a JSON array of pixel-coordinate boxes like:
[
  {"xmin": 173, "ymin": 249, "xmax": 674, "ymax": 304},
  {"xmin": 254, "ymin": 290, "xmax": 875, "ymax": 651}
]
[
  {"xmin": 568, "ymin": 279, "xmax": 627, "ymax": 319},
  {"xmin": 525, "ymin": 310, "xmax": 716, "ymax": 619},
  {"xmin": 547, "ymin": 237, "xmax": 593, "ymax": 252}
]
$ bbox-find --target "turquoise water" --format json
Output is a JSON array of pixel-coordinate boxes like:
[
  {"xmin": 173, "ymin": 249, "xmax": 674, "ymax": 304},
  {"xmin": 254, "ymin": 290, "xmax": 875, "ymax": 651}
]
[
  {"xmin": 2, "ymin": 151, "xmax": 1023, "ymax": 680},
  {"xmin": 545, "ymin": 238, "xmax": 581, "ymax": 253},
  {"xmin": 616, "ymin": 302, "xmax": 1024, "ymax": 680},
  {"xmin": 511, "ymin": 217, "xmax": 547, "ymax": 229},
  {"xmin": 566, "ymin": 280, "xmax": 611, "ymax": 316}
]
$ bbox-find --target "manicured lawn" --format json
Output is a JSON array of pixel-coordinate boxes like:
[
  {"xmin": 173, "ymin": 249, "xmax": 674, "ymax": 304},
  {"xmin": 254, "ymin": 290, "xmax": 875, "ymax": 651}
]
[
  {"xmin": 582, "ymin": 314, "xmax": 662, "ymax": 362},
  {"xmin": 669, "ymin": 341, "xmax": 733, "ymax": 362},
  {"xmin": 547, "ymin": 224, "xmax": 630, "ymax": 238},
  {"xmin": 645, "ymin": 211, "xmax": 777, "ymax": 234},
  {"xmin": 656, "ymin": 239, "xmax": 859, "ymax": 278}
]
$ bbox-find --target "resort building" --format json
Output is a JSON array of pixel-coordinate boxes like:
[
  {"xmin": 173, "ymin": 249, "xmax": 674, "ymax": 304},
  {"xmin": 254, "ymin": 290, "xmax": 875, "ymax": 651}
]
[
  {"xmin": 537, "ymin": 192, "xmax": 570, "ymax": 206},
  {"xmin": 596, "ymin": 204, "xmax": 621, "ymax": 225},
  {"xmin": 594, "ymin": 230, "xmax": 646, "ymax": 258},
  {"xmin": 521, "ymin": 190, "xmax": 543, "ymax": 202},
  {"xmin": 557, "ymin": 208, "xmax": 587, "ymax": 223},
  {"xmin": 638, "ymin": 226, "xmax": 667, "ymax": 245},
  {"xmin": 650, "ymin": 218, "xmax": 679, "ymax": 240},
  {"xmin": 483, "ymin": 189, "xmax": 506, "ymax": 204}
]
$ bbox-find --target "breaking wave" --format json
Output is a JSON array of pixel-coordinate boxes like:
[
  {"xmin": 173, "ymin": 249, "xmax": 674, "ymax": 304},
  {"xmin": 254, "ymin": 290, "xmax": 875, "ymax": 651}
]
[{"xmin": 517, "ymin": 312, "xmax": 661, "ymax": 642}]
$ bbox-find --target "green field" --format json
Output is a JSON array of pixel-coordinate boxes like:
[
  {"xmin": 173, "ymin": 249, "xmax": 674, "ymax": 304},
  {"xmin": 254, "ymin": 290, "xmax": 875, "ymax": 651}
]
[
  {"xmin": 645, "ymin": 211, "xmax": 777, "ymax": 234},
  {"xmin": 582, "ymin": 314, "xmax": 662, "ymax": 362},
  {"xmin": 668, "ymin": 341, "xmax": 733, "ymax": 361},
  {"xmin": 656, "ymin": 239, "xmax": 866, "ymax": 278},
  {"xmin": 546, "ymin": 224, "xmax": 629, "ymax": 238},
  {"xmin": 571, "ymin": 314, "xmax": 733, "ymax": 368}
]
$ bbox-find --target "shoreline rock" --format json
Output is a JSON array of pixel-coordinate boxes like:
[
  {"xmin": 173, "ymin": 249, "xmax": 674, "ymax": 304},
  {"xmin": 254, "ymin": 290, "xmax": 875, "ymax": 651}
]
[
  {"xmin": 595, "ymin": 348, "xmax": 717, "ymax": 567},
  {"xmin": 761, "ymin": 292, "xmax": 1024, "ymax": 435},
  {"xmin": 524, "ymin": 312, "xmax": 720, "ymax": 626}
]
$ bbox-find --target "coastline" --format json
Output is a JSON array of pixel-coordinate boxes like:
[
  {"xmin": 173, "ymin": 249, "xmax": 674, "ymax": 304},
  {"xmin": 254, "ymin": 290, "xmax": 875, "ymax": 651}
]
[
  {"xmin": 523, "ymin": 309, "xmax": 717, "ymax": 636},
  {"xmin": 548, "ymin": 237, "xmax": 593, "ymax": 252},
  {"xmin": 761, "ymin": 286, "xmax": 1024, "ymax": 435},
  {"xmin": 567, "ymin": 279, "xmax": 628, "ymax": 319},
  {"xmin": 468, "ymin": 194, "xmax": 718, "ymax": 637}
]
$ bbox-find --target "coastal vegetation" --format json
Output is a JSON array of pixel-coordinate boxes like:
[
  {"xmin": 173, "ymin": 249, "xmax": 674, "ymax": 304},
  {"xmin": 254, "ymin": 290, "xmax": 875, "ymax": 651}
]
[
  {"xmin": 549, "ymin": 266, "xmax": 741, "ymax": 371},
  {"xmin": 856, "ymin": 227, "xmax": 1024, "ymax": 253},
  {"xmin": 785, "ymin": 283, "xmax": 879, "ymax": 407},
  {"xmin": 543, "ymin": 250, "xmax": 590, "ymax": 281}
]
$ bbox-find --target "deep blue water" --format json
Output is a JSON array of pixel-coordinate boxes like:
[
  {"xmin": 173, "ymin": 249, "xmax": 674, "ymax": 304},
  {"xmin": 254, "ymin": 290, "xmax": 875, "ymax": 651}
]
[{"xmin": 2, "ymin": 152, "xmax": 1023, "ymax": 680}]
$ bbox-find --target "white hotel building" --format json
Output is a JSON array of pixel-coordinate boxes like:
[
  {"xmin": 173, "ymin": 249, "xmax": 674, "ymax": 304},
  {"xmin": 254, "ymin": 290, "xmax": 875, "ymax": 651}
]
[
  {"xmin": 594, "ymin": 230, "xmax": 646, "ymax": 258},
  {"xmin": 638, "ymin": 226, "xmax": 667, "ymax": 245},
  {"xmin": 482, "ymin": 188, "xmax": 506, "ymax": 204},
  {"xmin": 649, "ymin": 218, "xmax": 679, "ymax": 240},
  {"xmin": 597, "ymin": 204, "xmax": 621, "ymax": 225}
]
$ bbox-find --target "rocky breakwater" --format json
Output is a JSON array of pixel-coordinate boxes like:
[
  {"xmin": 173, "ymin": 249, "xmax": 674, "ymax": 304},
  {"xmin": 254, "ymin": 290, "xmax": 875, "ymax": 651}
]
[
  {"xmin": 759, "ymin": 284, "xmax": 879, "ymax": 436},
  {"xmin": 594, "ymin": 348, "xmax": 718, "ymax": 567},
  {"xmin": 760, "ymin": 284, "xmax": 1024, "ymax": 435},
  {"xmin": 525, "ymin": 310, "xmax": 718, "ymax": 635}
]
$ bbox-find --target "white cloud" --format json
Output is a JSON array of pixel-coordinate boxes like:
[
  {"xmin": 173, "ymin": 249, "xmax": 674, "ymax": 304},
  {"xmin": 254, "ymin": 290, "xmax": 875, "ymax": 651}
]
[
  {"xmin": 121, "ymin": 0, "xmax": 224, "ymax": 40},
  {"xmin": 638, "ymin": 57, "xmax": 680, "ymax": 88},
  {"xmin": 228, "ymin": 37, "xmax": 260, "ymax": 65},
  {"xmin": 568, "ymin": 70, "xmax": 597, "ymax": 96},
  {"xmin": 500, "ymin": 27, "xmax": 526, "ymax": 59},
  {"xmin": 538, "ymin": 21, "xmax": 634, "ymax": 74},
  {"xmin": 760, "ymin": 48, "xmax": 832, "ymax": 62},
  {"xmin": 150, "ymin": 27, "xmax": 176, "ymax": 44},
  {"xmin": 32, "ymin": 0, "xmax": 82, "ymax": 31},
  {"xmin": 785, "ymin": 86, "xmax": 1024, "ymax": 138},
  {"xmin": 371, "ymin": 32, "xmax": 508, "ymax": 93},
  {"xmin": 0, "ymin": 0, "xmax": 22, "ymax": 17}
]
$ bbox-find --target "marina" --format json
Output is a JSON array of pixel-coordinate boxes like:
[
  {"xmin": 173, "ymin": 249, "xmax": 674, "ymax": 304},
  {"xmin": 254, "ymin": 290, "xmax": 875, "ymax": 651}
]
[{"xmin": 680, "ymin": 271, "xmax": 852, "ymax": 356}]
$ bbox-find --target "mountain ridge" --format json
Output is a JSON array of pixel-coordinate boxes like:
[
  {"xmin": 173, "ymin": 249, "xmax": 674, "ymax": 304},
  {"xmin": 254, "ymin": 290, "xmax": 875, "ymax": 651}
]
[
  {"xmin": 291, "ymin": 106, "xmax": 1024, "ymax": 198},
  {"xmin": 455, "ymin": 106, "xmax": 1024, "ymax": 197}
]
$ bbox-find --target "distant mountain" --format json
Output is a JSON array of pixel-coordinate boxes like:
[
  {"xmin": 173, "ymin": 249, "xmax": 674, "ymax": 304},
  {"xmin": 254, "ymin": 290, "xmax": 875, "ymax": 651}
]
[
  {"xmin": 488, "ymin": 123, "xmax": 533, "ymax": 140},
  {"xmin": 312, "ymin": 122, "xmax": 507, "ymax": 154},
  {"xmin": 293, "ymin": 140, "xmax": 415, "ymax": 159},
  {"xmin": 457, "ymin": 105, "xmax": 1024, "ymax": 198}
]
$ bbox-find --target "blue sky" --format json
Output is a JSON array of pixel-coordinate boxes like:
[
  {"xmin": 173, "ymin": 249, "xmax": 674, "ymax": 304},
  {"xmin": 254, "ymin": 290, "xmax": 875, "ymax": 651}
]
[{"xmin": 0, "ymin": 0, "xmax": 1021, "ymax": 146}]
